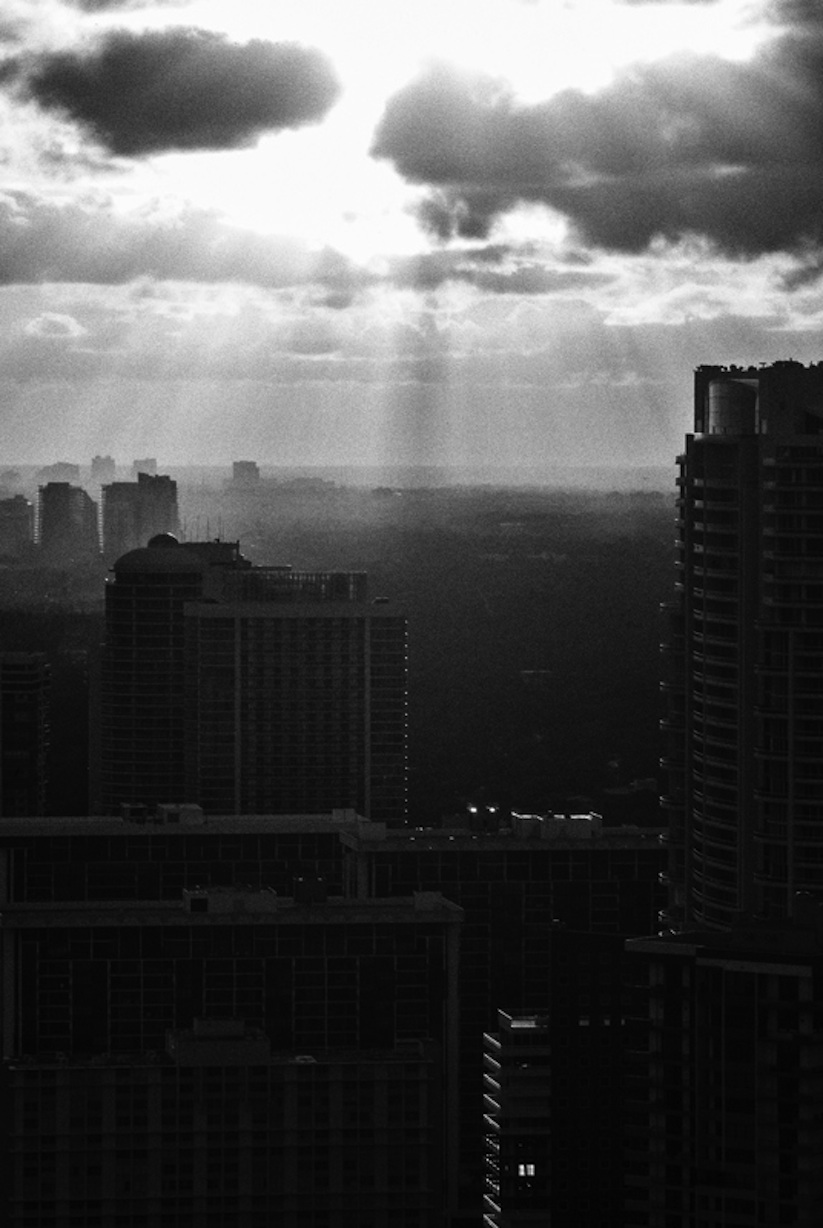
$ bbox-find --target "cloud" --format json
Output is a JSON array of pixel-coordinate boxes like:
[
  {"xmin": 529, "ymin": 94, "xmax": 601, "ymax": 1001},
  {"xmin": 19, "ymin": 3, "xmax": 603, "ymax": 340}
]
[
  {"xmin": 371, "ymin": 38, "xmax": 823, "ymax": 263},
  {"xmin": 391, "ymin": 246, "xmax": 613, "ymax": 294},
  {"xmin": 12, "ymin": 27, "xmax": 339, "ymax": 155},
  {"xmin": 0, "ymin": 192, "xmax": 369, "ymax": 290},
  {"xmin": 65, "ymin": 1, "xmax": 184, "ymax": 9}
]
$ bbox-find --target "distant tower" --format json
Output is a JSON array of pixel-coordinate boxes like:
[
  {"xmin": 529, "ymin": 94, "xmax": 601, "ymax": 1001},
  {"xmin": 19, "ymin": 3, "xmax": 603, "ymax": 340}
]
[
  {"xmin": 90, "ymin": 454, "xmax": 116, "ymax": 485},
  {"xmin": 231, "ymin": 460, "xmax": 260, "ymax": 488},
  {"xmin": 185, "ymin": 568, "xmax": 408, "ymax": 822},
  {"xmin": 0, "ymin": 652, "xmax": 50, "ymax": 816},
  {"xmin": 102, "ymin": 474, "xmax": 179, "ymax": 564},
  {"xmin": 662, "ymin": 361, "xmax": 823, "ymax": 931},
  {"xmin": 37, "ymin": 483, "xmax": 98, "ymax": 562},
  {"xmin": 132, "ymin": 457, "xmax": 157, "ymax": 477},
  {"xmin": 36, "ymin": 462, "xmax": 80, "ymax": 484},
  {"xmin": 96, "ymin": 538, "xmax": 408, "ymax": 822},
  {"xmin": 96, "ymin": 535, "xmax": 205, "ymax": 813}
]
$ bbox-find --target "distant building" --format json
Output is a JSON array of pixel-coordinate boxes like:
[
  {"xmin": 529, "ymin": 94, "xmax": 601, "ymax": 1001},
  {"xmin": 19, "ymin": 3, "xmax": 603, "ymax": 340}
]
[
  {"xmin": 101, "ymin": 473, "xmax": 179, "ymax": 563},
  {"xmin": 132, "ymin": 457, "xmax": 157, "ymax": 476},
  {"xmin": 35, "ymin": 462, "xmax": 80, "ymax": 484},
  {"xmin": 90, "ymin": 454, "xmax": 116, "ymax": 485},
  {"xmin": 37, "ymin": 482, "xmax": 98, "ymax": 562},
  {"xmin": 0, "ymin": 496, "xmax": 34, "ymax": 557},
  {"xmin": 231, "ymin": 460, "xmax": 261, "ymax": 488},
  {"xmin": 96, "ymin": 536, "xmax": 408, "ymax": 824},
  {"xmin": 185, "ymin": 566, "xmax": 407, "ymax": 823},
  {"xmin": 0, "ymin": 653, "xmax": 49, "ymax": 817}
]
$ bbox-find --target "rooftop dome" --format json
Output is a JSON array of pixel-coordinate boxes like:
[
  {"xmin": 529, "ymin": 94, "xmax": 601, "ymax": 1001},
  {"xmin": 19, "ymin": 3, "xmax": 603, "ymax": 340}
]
[
  {"xmin": 147, "ymin": 532, "xmax": 181, "ymax": 549},
  {"xmin": 113, "ymin": 536, "xmax": 204, "ymax": 574}
]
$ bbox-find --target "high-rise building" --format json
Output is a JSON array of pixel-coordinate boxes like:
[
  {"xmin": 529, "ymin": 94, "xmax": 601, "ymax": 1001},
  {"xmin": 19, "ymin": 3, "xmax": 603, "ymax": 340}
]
[
  {"xmin": 0, "ymin": 496, "xmax": 34, "ymax": 557},
  {"xmin": 185, "ymin": 568, "xmax": 407, "ymax": 823},
  {"xmin": 132, "ymin": 457, "xmax": 157, "ymax": 476},
  {"xmin": 627, "ymin": 360, "xmax": 823, "ymax": 1226},
  {"xmin": 101, "ymin": 473, "xmax": 180, "ymax": 562},
  {"xmin": 0, "ymin": 653, "xmax": 49, "ymax": 817},
  {"xmin": 662, "ymin": 360, "xmax": 823, "ymax": 931},
  {"xmin": 37, "ymin": 483, "xmax": 99, "ymax": 562},
  {"xmin": 231, "ymin": 460, "xmax": 260, "ymax": 488},
  {"xmin": 95, "ymin": 536, "xmax": 207, "ymax": 813},
  {"xmin": 90, "ymin": 454, "xmax": 116, "ymax": 485},
  {"xmin": 95, "ymin": 536, "xmax": 407, "ymax": 822}
]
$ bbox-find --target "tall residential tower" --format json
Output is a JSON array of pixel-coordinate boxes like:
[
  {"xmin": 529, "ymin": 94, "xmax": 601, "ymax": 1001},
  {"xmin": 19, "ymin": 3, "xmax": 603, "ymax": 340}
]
[
  {"xmin": 662, "ymin": 361, "xmax": 823, "ymax": 931},
  {"xmin": 96, "ymin": 536, "xmax": 407, "ymax": 823}
]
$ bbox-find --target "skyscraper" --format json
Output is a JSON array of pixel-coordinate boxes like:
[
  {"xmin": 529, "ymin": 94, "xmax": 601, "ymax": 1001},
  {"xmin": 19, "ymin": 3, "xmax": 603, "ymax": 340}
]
[
  {"xmin": 96, "ymin": 536, "xmax": 407, "ymax": 823},
  {"xmin": 101, "ymin": 473, "xmax": 179, "ymax": 563},
  {"xmin": 185, "ymin": 569, "xmax": 407, "ymax": 822},
  {"xmin": 627, "ymin": 361, "xmax": 823, "ymax": 1227},
  {"xmin": 96, "ymin": 536, "xmax": 207, "ymax": 813},
  {"xmin": 37, "ymin": 483, "xmax": 99, "ymax": 563},
  {"xmin": 662, "ymin": 360, "xmax": 823, "ymax": 931}
]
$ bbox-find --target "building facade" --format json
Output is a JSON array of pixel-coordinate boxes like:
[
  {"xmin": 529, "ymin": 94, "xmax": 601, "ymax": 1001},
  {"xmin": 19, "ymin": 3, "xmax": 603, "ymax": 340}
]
[
  {"xmin": 97, "ymin": 536, "xmax": 408, "ymax": 823},
  {"xmin": 343, "ymin": 811, "xmax": 666, "ymax": 1225},
  {"xmin": 0, "ymin": 496, "xmax": 34, "ymax": 557},
  {"xmin": 0, "ymin": 883, "xmax": 461, "ymax": 1227},
  {"xmin": 0, "ymin": 654, "xmax": 50, "ymax": 817},
  {"xmin": 662, "ymin": 360, "xmax": 823, "ymax": 930},
  {"xmin": 37, "ymin": 483, "xmax": 99, "ymax": 563},
  {"xmin": 101, "ymin": 474, "xmax": 180, "ymax": 564},
  {"xmin": 624, "ymin": 902, "xmax": 823, "ymax": 1228}
]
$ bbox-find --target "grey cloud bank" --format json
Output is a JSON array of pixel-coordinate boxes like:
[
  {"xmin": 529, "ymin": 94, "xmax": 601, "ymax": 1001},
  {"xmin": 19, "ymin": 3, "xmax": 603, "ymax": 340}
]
[{"xmin": 11, "ymin": 27, "xmax": 340, "ymax": 155}]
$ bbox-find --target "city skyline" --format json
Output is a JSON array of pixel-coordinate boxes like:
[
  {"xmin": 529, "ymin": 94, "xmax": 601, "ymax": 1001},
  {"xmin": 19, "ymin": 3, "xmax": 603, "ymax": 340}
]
[{"xmin": 2, "ymin": 1, "xmax": 822, "ymax": 471}]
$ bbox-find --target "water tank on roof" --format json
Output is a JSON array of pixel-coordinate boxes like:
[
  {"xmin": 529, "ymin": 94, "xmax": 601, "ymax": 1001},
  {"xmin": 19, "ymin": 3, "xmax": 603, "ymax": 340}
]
[{"xmin": 707, "ymin": 380, "xmax": 756, "ymax": 436}]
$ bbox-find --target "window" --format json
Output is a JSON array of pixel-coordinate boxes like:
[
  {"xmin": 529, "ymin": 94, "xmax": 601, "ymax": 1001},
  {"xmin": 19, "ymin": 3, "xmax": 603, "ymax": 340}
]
[{"xmin": 518, "ymin": 1162, "xmax": 536, "ymax": 1177}]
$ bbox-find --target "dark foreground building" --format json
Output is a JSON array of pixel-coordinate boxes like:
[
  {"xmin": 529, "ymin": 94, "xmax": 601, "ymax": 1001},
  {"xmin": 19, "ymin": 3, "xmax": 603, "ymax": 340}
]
[
  {"xmin": 624, "ymin": 899, "xmax": 823, "ymax": 1228},
  {"xmin": 343, "ymin": 810, "xmax": 667, "ymax": 1226},
  {"xmin": 0, "ymin": 881, "xmax": 461, "ymax": 1227}
]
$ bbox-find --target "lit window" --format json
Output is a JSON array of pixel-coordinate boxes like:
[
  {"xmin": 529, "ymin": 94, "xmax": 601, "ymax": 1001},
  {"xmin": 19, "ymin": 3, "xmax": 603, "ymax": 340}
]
[{"xmin": 518, "ymin": 1163, "xmax": 536, "ymax": 1177}]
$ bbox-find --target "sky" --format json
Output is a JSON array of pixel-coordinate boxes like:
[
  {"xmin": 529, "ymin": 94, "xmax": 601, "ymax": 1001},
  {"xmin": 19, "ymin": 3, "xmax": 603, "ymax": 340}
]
[{"xmin": 2, "ymin": 0, "xmax": 823, "ymax": 471}]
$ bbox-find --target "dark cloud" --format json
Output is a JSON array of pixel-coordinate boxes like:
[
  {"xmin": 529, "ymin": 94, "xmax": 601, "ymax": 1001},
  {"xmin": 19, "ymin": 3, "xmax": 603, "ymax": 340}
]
[
  {"xmin": 0, "ymin": 193, "xmax": 364, "ymax": 290},
  {"xmin": 14, "ymin": 27, "xmax": 339, "ymax": 155},
  {"xmin": 371, "ymin": 39, "xmax": 823, "ymax": 263}
]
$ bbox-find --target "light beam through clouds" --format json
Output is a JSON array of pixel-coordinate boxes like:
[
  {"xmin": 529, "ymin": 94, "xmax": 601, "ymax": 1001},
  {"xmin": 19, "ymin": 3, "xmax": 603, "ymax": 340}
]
[{"xmin": 0, "ymin": 0, "xmax": 820, "ymax": 471}]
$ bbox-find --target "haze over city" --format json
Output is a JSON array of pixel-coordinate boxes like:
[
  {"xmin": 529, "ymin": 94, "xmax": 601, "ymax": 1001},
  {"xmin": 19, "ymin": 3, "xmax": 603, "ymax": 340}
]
[{"xmin": 1, "ymin": 0, "xmax": 821, "ymax": 469}]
